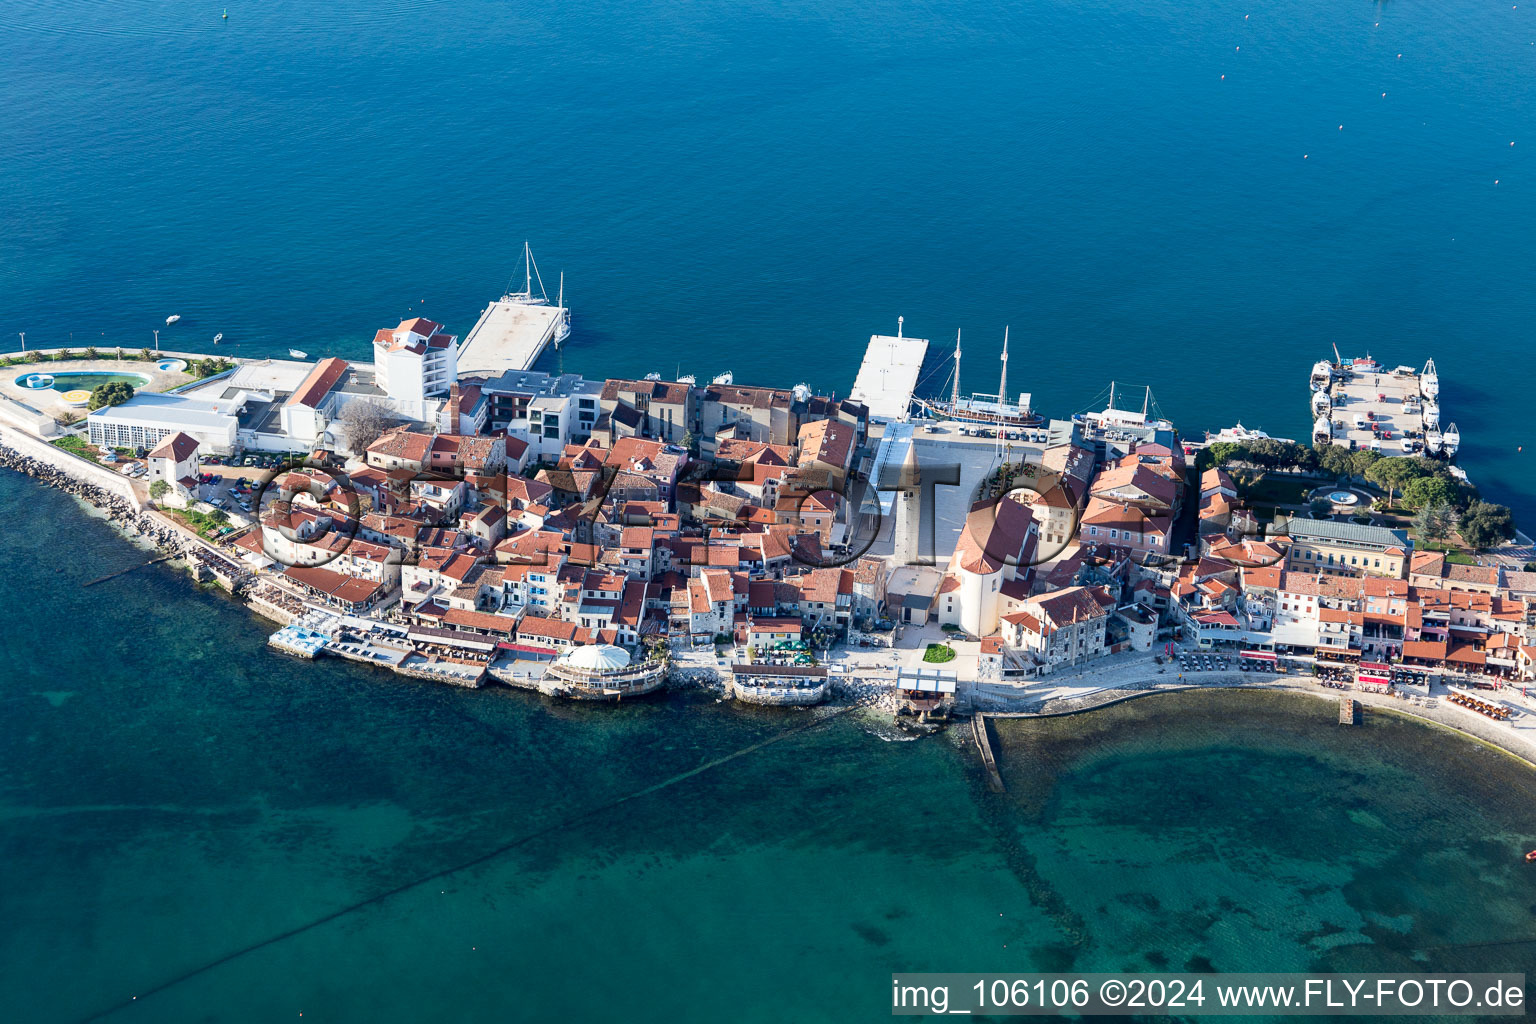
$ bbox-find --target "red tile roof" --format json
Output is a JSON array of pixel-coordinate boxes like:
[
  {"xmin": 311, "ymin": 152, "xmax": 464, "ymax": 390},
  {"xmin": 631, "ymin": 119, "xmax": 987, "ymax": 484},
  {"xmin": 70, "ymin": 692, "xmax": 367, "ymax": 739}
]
[{"xmin": 286, "ymin": 357, "xmax": 350, "ymax": 408}]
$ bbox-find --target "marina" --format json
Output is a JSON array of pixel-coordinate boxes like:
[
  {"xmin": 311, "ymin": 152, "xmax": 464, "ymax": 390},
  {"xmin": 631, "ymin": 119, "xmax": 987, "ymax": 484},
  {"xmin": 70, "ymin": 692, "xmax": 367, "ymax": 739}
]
[{"xmin": 1311, "ymin": 354, "xmax": 1459, "ymax": 459}]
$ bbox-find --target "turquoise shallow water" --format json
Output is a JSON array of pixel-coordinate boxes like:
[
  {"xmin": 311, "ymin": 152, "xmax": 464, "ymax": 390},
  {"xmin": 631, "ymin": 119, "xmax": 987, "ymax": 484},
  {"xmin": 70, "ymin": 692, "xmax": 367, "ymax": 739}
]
[
  {"xmin": 3, "ymin": 0, "xmax": 1536, "ymax": 521},
  {"xmin": 1, "ymin": 472, "xmax": 1534, "ymax": 1022}
]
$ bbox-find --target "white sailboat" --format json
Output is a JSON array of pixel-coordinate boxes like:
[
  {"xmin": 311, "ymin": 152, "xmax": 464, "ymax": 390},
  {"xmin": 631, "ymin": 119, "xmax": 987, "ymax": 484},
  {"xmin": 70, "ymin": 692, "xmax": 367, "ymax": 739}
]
[
  {"xmin": 1422, "ymin": 401, "xmax": 1440, "ymax": 430},
  {"xmin": 1421, "ymin": 358, "xmax": 1439, "ymax": 399},
  {"xmin": 677, "ymin": 374, "xmax": 697, "ymax": 385},
  {"xmin": 505, "ymin": 242, "xmax": 571, "ymax": 344},
  {"xmin": 1442, "ymin": 423, "xmax": 1460, "ymax": 456}
]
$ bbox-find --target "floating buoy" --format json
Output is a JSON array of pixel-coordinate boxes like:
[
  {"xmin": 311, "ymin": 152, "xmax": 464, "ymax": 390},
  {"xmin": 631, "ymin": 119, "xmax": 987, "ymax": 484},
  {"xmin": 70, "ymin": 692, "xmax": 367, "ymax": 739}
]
[
  {"xmin": 1303, "ymin": 154, "xmax": 1309, "ymax": 159},
  {"xmin": 1339, "ymin": 125, "xmax": 1343, "ymax": 130}
]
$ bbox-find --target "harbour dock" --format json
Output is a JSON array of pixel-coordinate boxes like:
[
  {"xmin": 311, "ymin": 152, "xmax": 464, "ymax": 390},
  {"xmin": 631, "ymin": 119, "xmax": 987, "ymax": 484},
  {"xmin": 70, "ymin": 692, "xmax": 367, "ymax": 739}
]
[
  {"xmin": 849, "ymin": 320, "xmax": 928, "ymax": 422},
  {"xmin": 457, "ymin": 298, "xmax": 567, "ymax": 376},
  {"xmin": 1312, "ymin": 357, "xmax": 1457, "ymax": 459},
  {"xmin": 1339, "ymin": 697, "xmax": 1358, "ymax": 725}
]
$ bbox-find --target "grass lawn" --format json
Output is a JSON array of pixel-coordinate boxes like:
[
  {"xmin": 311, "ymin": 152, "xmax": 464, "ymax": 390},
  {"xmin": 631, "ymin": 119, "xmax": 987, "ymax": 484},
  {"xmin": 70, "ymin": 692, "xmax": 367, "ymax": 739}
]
[
  {"xmin": 50, "ymin": 435, "xmax": 102, "ymax": 464},
  {"xmin": 923, "ymin": 643, "xmax": 956, "ymax": 664},
  {"xmin": 166, "ymin": 508, "xmax": 231, "ymax": 539}
]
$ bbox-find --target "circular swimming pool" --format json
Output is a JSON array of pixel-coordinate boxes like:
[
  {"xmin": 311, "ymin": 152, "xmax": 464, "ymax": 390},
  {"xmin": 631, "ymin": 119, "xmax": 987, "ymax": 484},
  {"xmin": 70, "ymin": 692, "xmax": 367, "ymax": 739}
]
[
  {"xmin": 156, "ymin": 359, "xmax": 187, "ymax": 373},
  {"xmin": 14, "ymin": 370, "xmax": 151, "ymax": 395}
]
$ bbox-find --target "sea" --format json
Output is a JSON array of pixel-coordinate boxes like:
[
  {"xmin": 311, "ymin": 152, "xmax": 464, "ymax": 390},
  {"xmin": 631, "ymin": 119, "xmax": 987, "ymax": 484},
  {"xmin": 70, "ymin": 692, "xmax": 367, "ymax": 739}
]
[{"xmin": 3, "ymin": 0, "xmax": 1536, "ymax": 1020}]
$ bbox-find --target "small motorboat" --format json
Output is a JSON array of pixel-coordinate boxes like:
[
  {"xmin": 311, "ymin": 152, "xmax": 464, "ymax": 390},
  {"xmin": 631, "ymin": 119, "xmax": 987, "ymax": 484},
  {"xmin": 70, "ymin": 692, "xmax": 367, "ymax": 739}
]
[
  {"xmin": 213, "ymin": 332, "xmax": 223, "ymax": 344},
  {"xmin": 1526, "ymin": 849, "xmax": 1536, "ymax": 863},
  {"xmin": 165, "ymin": 314, "xmax": 181, "ymax": 325},
  {"xmin": 288, "ymin": 348, "xmax": 309, "ymax": 360}
]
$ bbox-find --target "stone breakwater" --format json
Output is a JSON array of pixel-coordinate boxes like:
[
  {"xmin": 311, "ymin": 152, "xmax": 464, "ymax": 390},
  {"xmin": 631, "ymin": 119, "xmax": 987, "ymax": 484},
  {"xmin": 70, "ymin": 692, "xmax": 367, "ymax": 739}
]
[{"xmin": 0, "ymin": 440, "xmax": 185, "ymax": 555}]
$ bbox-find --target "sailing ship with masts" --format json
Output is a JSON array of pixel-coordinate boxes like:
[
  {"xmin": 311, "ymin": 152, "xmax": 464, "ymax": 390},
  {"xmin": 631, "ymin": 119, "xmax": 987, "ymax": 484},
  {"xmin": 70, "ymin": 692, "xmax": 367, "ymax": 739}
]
[
  {"xmin": 913, "ymin": 327, "xmax": 1044, "ymax": 428},
  {"xmin": 502, "ymin": 241, "xmax": 572, "ymax": 345}
]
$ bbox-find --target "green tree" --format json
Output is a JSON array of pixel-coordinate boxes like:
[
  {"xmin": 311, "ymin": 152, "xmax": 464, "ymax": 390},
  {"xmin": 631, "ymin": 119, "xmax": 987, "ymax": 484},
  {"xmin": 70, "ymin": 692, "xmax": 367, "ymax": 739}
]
[
  {"xmin": 1460, "ymin": 502, "xmax": 1516, "ymax": 551},
  {"xmin": 1347, "ymin": 448, "xmax": 1381, "ymax": 478},
  {"xmin": 1412, "ymin": 500, "xmax": 1456, "ymax": 542},
  {"xmin": 87, "ymin": 381, "xmax": 135, "ymax": 410},
  {"xmin": 149, "ymin": 479, "xmax": 170, "ymax": 501},
  {"xmin": 84, "ymin": 346, "xmax": 99, "ymax": 360},
  {"xmin": 1207, "ymin": 441, "xmax": 1240, "ymax": 466},
  {"xmin": 1403, "ymin": 475, "xmax": 1456, "ymax": 510},
  {"xmin": 1308, "ymin": 496, "xmax": 1334, "ymax": 517},
  {"xmin": 1315, "ymin": 444, "xmax": 1352, "ymax": 478}
]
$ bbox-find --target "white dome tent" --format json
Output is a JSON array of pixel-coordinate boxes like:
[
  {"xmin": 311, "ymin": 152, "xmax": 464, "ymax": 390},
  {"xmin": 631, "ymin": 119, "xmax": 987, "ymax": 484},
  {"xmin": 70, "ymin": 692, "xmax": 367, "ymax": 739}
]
[
  {"xmin": 558, "ymin": 643, "xmax": 631, "ymax": 673},
  {"xmin": 539, "ymin": 642, "xmax": 663, "ymax": 701}
]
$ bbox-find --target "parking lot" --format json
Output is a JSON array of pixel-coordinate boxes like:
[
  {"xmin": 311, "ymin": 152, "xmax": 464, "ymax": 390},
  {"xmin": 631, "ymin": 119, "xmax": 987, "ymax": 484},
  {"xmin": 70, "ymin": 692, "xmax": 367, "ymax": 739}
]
[{"xmin": 191, "ymin": 454, "xmax": 301, "ymax": 513}]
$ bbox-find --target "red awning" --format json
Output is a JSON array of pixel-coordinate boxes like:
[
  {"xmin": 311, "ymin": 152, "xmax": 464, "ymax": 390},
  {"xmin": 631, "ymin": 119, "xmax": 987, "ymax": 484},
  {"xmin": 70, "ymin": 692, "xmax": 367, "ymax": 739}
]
[
  {"xmin": 497, "ymin": 642, "xmax": 556, "ymax": 656},
  {"xmin": 1240, "ymin": 650, "xmax": 1277, "ymax": 661}
]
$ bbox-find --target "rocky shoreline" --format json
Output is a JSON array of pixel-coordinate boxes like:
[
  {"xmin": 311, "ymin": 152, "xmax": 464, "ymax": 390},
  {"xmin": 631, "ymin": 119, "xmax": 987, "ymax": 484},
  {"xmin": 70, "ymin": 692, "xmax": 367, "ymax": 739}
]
[{"xmin": 0, "ymin": 441, "xmax": 190, "ymax": 557}]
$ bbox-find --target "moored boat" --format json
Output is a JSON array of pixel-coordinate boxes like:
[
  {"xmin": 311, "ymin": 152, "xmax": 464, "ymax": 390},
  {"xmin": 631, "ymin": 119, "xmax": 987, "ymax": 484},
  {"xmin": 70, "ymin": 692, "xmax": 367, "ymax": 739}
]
[
  {"xmin": 1423, "ymin": 401, "xmax": 1440, "ymax": 430},
  {"xmin": 1442, "ymin": 423, "xmax": 1460, "ymax": 456},
  {"xmin": 1422, "ymin": 358, "xmax": 1439, "ymax": 399},
  {"xmin": 1310, "ymin": 359, "xmax": 1333, "ymax": 390}
]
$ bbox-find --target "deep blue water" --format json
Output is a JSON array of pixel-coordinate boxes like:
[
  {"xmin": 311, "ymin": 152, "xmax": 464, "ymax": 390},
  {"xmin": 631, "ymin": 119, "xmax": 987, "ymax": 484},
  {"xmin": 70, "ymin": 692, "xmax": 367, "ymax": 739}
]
[
  {"xmin": 4, "ymin": 0, "xmax": 1536, "ymax": 518},
  {"xmin": 5, "ymin": 3, "xmax": 1536, "ymax": 1020}
]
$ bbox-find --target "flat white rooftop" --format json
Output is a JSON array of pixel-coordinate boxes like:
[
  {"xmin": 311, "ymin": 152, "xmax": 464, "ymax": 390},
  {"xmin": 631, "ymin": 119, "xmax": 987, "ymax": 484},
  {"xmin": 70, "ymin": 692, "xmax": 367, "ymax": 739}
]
[
  {"xmin": 850, "ymin": 332, "xmax": 929, "ymax": 422},
  {"xmin": 182, "ymin": 359, "xmax": 314, "ymax": 399},
  {"xmin": 86, "ymin": 391, "xmax": 240, "ymax": 430},
  {"xmin": 457, "ymin": 299, "xmax": 565, "ymax": 376}
]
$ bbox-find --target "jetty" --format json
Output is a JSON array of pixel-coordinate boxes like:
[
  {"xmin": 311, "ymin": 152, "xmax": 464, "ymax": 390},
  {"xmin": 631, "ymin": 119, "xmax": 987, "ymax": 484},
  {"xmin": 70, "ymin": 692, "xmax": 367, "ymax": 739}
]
[
  {"xmin": 848, "ymin": 320, "xmax": 928, "ymax": 422},
  {"xmin": 455, "ymin": 243, "xmax": 570, "ymax": 375},
  {"xmin": 971, "ymin": 714, "xmax": 1006, "ymax": 793},
  {"xmin": 83, "ymin": 554, "xmax": 174, "ymax": 587},
  {"xmin": 1339, "ymin": 697, "xmax": 1359, "ymax": 726},
  {"xmin": 457, "ymin": 298, "xmax": 566, "ymax": 375}
]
